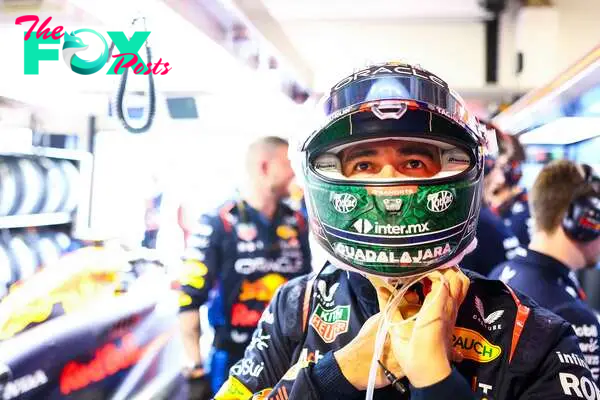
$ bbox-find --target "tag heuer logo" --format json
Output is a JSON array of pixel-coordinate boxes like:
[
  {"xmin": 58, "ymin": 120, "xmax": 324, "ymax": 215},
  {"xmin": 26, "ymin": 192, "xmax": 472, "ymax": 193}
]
[{"xmin": 310, "ymin": 304, "xmax": 350, "ymax": 343}]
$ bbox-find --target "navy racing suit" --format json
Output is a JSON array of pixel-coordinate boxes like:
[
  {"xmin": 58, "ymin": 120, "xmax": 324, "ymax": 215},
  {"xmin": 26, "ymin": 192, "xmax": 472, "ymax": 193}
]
[
  {"xmin": 215, "ymin": 265, "xmax": 599, "ymax": 399},
  {"xmin": 489, "ymin": 248, "xmax": 600, "ymax": 382},
  {"xmin": 178, "ymin": 199, "xmax": 312, "ymax": 393},
  {"xmin": 461, "ymin": 205, "xmax": 520, "ymax": 276}
]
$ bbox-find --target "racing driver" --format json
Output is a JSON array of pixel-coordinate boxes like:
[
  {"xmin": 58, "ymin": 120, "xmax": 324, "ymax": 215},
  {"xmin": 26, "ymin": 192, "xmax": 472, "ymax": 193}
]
[{"xmin": 214, "ymin": 62, "xmax": 598, "ymax": 399}]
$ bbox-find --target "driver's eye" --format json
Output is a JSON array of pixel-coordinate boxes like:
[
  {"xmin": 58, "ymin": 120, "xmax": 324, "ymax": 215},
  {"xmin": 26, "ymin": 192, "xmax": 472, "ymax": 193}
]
[
  {"xmin": 406, "ymin": 160, "xmax": 424, "ymax": 169},
  {"xmin": 355, "ymin": 162, "xmax": 371, "ymax": 172}
]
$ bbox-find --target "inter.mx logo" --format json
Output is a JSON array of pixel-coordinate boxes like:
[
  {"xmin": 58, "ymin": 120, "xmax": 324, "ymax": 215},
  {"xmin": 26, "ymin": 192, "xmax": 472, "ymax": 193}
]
[
  {"xmin": 353, "ymin": 218, "xmax": 430, "ymax": 235},
  {"xmin": 15, "ymin": 15, "xmax": 172, "ymax": 76}
]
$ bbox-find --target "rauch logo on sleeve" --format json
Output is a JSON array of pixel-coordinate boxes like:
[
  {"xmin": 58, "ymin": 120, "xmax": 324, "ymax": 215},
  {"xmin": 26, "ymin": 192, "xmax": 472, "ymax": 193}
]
[{"xmin": 452, "ymin": 327, "xmax": 502, "ymax": 363}]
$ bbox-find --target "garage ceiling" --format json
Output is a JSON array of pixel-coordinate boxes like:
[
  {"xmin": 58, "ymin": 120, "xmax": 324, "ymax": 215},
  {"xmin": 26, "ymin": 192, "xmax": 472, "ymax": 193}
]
[
  {"xmin": 259, "ymin": 0, "xmax": 491, "ymax": 21},
  {"xmin": 229, "ymin": 0, "xmax": 497, "ymax": 93}
]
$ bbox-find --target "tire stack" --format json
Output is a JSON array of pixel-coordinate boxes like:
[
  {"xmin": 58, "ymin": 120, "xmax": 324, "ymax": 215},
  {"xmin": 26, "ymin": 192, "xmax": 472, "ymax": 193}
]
[
  {"xmin": 0, "ymin": 156, "xmax": 80, "ymax": 217},
  {"xmin": 0, "ymin": 154, "xmax": 80, "ymax": 299},
  {"xmin": 0, "ymin": 230, "xmax": 74, "ymax": 299}
]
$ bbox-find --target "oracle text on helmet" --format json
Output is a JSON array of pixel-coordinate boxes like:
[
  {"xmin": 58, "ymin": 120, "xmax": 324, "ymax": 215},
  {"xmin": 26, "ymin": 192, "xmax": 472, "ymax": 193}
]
[{"xmin": 332, "ymin": 65, "xmax": 449, "ymax": 92}]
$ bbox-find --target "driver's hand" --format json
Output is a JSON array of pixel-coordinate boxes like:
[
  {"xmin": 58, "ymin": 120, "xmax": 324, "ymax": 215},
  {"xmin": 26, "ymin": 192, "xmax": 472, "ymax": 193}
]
[
  {"xmin": 381, "ymin": 268, "xmax": 469, "ymax": 388},
  {"xmin": 334, "ymin": 313, "xmax": 404, "ymax": 390}
]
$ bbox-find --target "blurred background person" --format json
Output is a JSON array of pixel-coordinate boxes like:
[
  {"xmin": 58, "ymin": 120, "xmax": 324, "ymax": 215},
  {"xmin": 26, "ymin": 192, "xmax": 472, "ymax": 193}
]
[
  {"xmin": 176, "ymin": 136, "xmax": 312, "ymax": 399},
  {"xmin": 142, "ymin": 173, "xmax": 163, "ymax": 249},
  {"xmin": 285, "ymin": 178, "xmax": 308, "ymax": 220},
  {"xmin": 489, "ymin": 132, "xmax": 533, "ymax": 247},
  {"xmin": 459, "ymin": 149, "xmax": 520, "ymax": 275},
  {"xmin": 489, "ymin": 160, "xmax": 600, "ymax": 381}
]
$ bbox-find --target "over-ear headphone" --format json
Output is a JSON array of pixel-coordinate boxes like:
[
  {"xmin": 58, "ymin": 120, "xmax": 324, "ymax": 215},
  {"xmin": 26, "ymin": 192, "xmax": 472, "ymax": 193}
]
[
  {"xmin": 562, "ymin": 164, "xmax": 600, "ymax": 242},
  {"xmin": 503, "ymin": 160, "xmax": 523, "ymax": 187}
]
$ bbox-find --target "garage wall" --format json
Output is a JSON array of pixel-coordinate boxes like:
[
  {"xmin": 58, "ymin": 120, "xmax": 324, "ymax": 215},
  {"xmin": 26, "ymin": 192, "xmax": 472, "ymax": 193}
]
[
  {"xmin": 279, "ymin": 20, "xmax": 487, "ymax": 92},
  {"xmin": 498, "ymin": 0, "xmax": 600, "ymax": 92},
  {"xmin": 555, "ymin": 0, "xmax": 600, "ymax": 74}
]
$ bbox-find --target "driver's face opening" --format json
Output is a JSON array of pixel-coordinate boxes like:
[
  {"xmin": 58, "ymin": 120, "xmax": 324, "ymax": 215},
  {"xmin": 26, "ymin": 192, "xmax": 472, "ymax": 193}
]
[
  {"xmin": 340, "ymin": 139, "xmax": 442, "ymax": 179},
  {"xmin": 313, "ymin": 137, "xmax": 472, "ymax": 182}
]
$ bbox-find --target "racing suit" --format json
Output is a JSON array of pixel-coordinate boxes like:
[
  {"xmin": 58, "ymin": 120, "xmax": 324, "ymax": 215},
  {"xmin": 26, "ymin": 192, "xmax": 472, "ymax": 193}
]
[
  {"xmin": 215, "ymin": 265, "xmax": 599, "ymax": 399},
  {"xmin": 461, "ymin": 205, "xmax": 520, "ymax": 276},
  {"xmin": 178, "ymin": 199, "xmax": 312, "ymax": 393},
  {"xmin": 489, "ymin": 248, "xmax": 600, "ymax": 382}
]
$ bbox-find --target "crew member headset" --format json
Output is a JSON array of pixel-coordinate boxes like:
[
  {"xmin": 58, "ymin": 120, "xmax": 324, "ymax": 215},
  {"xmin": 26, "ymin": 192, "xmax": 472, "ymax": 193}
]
[{"xmin": 562, "ymin": 164, "xmax": 600, "ymax": 242}]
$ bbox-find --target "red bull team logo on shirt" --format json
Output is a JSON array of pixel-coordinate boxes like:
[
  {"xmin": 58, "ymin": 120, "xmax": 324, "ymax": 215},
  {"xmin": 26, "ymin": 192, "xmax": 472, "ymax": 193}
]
[
  {"xmin": 239, "ymin": 274, "xmax": 287, "ymax": 302},
  {"xmin": 310, "ymin": 304, "xmax": 351, "ymax": 343}
]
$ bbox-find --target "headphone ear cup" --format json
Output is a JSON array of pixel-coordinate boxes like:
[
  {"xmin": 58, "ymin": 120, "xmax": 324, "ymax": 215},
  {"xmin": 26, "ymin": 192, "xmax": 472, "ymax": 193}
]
[
  {"xmin": 581, "ymin": 164, "xmax": 593, "ymax": 181},
  {"xmin": 563, "ymin": 196, "xmax": 600, "ymax": 242},
  {"xmin": 562, "ymin": 201, "xmax": 577, "ymax": 237}
]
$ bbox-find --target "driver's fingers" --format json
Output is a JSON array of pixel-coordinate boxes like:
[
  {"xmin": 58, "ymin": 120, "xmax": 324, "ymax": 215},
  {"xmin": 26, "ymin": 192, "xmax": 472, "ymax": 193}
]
[
  {"xmin": 439, "ymin": 268, "xmax": 463, "ymax": 301},
  {"xmin": 376, "ymin": 286, "xmax": 393, "ymax": 311},
  {"xmin": 420, "ymin": 275, "xmax": 450, "ymax": 319},
  {"xmin": 450, "ymin": 347, "xmax": 464, "ymax": 363}
]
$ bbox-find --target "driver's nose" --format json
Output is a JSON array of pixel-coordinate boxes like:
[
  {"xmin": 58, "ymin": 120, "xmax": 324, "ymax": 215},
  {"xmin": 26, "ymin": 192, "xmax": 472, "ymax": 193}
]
[{"xmin": 377, "ymin": 164, "xmax": 402, "ymax": 179}]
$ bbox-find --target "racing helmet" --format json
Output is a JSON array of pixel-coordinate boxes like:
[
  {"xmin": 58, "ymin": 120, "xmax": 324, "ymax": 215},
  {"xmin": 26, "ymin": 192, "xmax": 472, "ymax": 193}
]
[{"xmin": 294, "ymin": 62, "xmax": 497, "ymax": 277}]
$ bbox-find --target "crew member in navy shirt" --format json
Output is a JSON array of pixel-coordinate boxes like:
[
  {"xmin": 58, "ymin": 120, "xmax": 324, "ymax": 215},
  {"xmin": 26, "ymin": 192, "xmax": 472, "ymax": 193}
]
[
  {"xmin": 460, "ymin": 156, "xmax": 519, "ymax": 275},
  {"xmin": 490, "ymin": 160, "xmax": 600, "ymax": 381}
]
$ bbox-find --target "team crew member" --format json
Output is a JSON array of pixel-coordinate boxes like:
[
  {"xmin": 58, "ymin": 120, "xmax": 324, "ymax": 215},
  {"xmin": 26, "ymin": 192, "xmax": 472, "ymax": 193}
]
[
  {"xmin": 490, "ymin": 160, "xmax": 600, "ymax": 381},
  {"xmin": 142, "ymin": 174, "xmax": 163, "ymax": 249},
  {"xmin": 177, "ymin": 137, "xmax": 312, "ymax": 396},
  {"xmin": 459, "ymin": 154, "xmax": 520, "ymax": 276},
  {"xmin": 214, "ymin": 62, "xmax": 597, "ymax": 400},
  {"xmin": 492, "ymin": 133, "xmax": 532, "ymax": 247}
]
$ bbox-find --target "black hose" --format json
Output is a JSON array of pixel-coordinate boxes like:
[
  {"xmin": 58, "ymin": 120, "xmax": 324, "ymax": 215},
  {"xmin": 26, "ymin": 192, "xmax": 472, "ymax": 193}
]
[{"xmin": 115, "ymin": 42, "xmax": 156, "ymax": 134}]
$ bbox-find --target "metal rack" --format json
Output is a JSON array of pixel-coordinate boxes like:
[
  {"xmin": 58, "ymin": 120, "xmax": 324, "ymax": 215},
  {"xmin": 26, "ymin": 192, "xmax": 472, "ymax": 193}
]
[
  {"xmin": 0, "ymin": 147, "xmax": 93, "ymax": 233},
  {"xmin": 0, "ymin": 212, "xmax": 72, "ymax": 230}
]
